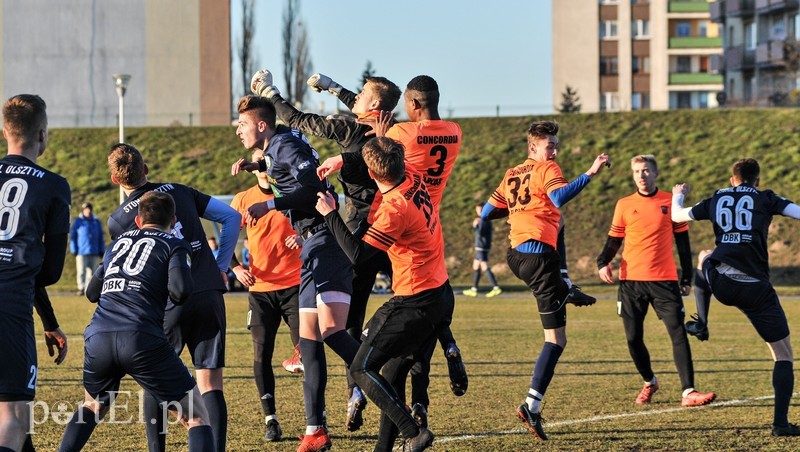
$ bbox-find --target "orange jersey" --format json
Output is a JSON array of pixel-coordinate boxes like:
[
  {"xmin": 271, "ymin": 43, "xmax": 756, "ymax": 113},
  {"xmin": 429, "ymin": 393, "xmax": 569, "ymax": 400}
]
[
  {"xmin": 608, "ymin": 189, "xmax": 689, "ymax": 281},
  {"xmin": 362, "ymin": 170, "xmax": 448, "ymax": 296},
  {"xmin": 231, "ymin": 185, "xmax": 302, "ymax": 292},
  {"xmin": 488, "ymin": 159, "xmax": 568, "ymax": 248},
  {"xmin": 386, "ymin": 119, "xmax": 461, "ymax": 208}
]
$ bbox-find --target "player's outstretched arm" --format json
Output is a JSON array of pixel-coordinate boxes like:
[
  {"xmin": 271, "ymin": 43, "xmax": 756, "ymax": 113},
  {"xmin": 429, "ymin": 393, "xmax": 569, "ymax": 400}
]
[
  {"xmin": 316, "ymin": 192, "xmax": 379, "ymax": 264},
  {"xmin": 307, "ymin": 73, "xmax": 357, "ymax": 109},
  {"xmin": 671, "ymin": 183, "xmax": 695, "ymax": 222},
  {"xmin": 231, "ymin": 158, "xmax": 261, "ymax": 176},
  {"xmin": 251, "ymin": 69, "xmax": 281, "ymax": 100},
  {"xmin": 317, "ymin": 155, "xmax": 344, "ymax": 180},
  {"xmin": 202, "ymin": 197, "xmax": 242, "ymax": 276},
  {"xmin": 781, "ymin": 203, "xmax": 800, "ymax": 219}
]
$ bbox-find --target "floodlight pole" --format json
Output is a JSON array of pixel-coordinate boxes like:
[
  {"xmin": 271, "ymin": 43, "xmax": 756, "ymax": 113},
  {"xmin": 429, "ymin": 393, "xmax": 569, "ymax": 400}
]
[{"xmin": 113, "ymin": 74, "xmax": 131, "ymax": 204}]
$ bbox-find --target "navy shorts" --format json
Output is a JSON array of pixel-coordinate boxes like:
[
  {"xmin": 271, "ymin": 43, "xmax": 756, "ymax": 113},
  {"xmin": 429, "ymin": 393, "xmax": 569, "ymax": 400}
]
[
  {"xmin": 0, "ymin": 311, "xmax": 36, "ymax": 401},
  {"xmin": 617, "ymin": 280, "xmax": 684, "ymax": 322},
  {"xmin": 164, "ymin": 289, "xmax": 226, "ymax": 369},
  {"xmin": 362, "ymin": 281, "xmax": 454, "ymax": 357},
  {"xmin": 705, "ymin": 262, "xmax": 790, "ymax": 343},
  {"xmin": 83, "ymin": 331, "xmax": 195, "ymax": 406},
  {"xmin": 298, "ymin": 229, "xmax": 353, "ymax": 310},
  {"xmin": 475, "ymin": 249, "xmax": 489, "ymax": 261},
  {"xmin": 507, "ymin": 249, "xmax": 569, "ymax": 329}
]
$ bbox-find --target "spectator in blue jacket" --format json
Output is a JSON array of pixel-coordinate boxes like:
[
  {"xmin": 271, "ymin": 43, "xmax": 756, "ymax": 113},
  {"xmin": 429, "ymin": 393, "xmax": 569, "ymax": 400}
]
[{"xmin": 69, "ymin": 202, "xmax": 105, "ymax": 295}]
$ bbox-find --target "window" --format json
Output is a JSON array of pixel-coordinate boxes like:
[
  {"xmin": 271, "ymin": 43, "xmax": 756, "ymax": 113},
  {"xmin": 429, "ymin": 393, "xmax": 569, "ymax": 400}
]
[
  {"xmin": 698, "ymin": 21, "xmax": 709, "ymax": 38},
  {"xmin": 632, "ymin": 56, "xmax": 650, "ymax": 74},
  {"xmin": 699, "ymin": 56, "xmax": 709, "ymax": 73},
  {"xmin": 601, "ymin": 56, "xmax": 619, "ymax": 75},
  {"xmin": 699, "ymin": 92, "xmax": 709, "ymax": 109},
  {"xmin": 745, "ymin": 22, "xmax": 756, "ymax": 50},
  {"xmin": 677, "ymin": 22, "xmax": 691, "ymax": 37},
  {"xmin": 600, "ymin": 92, "xmax": 620, "ymax": 112},
  {"xmin": 677, "ymin": 92, "xmax": 692, "ymax": 109},
  {"xmin": 600, "ymin": 21, "xmax": 618, "ymax": 39},
  {"xmin": 677, "ymin": 56, "xmax": 692, "ymax": 73},
  {"xmin": 771, "ymin": 16, "xmax": 786, "ymax": 40},
  {"xmin": 794, "ymin": 14, "xmax": 800, "ymax": 39},
  {"xmin": 728, "ymin": 26, "xmax": 734, "ymax": 48},
  {"xmin": 599, "ymin": 0, "xmax": 618, "ymax": 3},
  {"xmin": 632, "ymin": 20, "xmax": 650, "ymax": 39},
  {"xmin": 632, "ymin": 93, "xmax": 650, "ymax": 110}
]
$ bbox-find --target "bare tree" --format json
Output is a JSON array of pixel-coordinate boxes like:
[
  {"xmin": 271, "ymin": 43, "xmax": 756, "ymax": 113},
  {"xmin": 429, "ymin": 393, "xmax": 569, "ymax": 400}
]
[
  {"xmin": 237, "ymin": 0, "xmax": 257, "ymax": 96},
  {"xmin": 282, "ymin": 0, "xmax": 312, "ymax": 107},
  {"xmin": 358, "ymin": 60, "xmax": 376, "ymax": 92}
]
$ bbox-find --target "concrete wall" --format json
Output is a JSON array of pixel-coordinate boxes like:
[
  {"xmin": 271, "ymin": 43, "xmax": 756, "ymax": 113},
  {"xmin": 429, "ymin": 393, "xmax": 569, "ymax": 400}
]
[
  {"xmin": 1, "ymin": 0, "xmax": 230, "ymax": 127},
  {"xmin": 553, "ymin": 0, "xmax": 600, "ymax": 112}
]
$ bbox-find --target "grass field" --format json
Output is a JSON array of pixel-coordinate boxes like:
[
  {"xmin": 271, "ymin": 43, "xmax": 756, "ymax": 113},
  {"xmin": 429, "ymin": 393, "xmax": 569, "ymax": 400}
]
[{"xmin": 27, "ymin": 287, "xmax": 800, "ymax": 451}]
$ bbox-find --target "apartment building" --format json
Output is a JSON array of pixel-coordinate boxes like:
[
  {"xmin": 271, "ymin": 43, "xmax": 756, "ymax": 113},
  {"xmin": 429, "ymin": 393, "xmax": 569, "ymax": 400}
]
[
  {"xmin": 553, "ymin": 0, "xmax": 723, "ymax": 112},
  {"xmin": 710, "ymin": 0, "xmax": 800, "ymax": 106},
  {"xmin": 0, "ymin": 0, "xmax": 231, "ymax": 127}
]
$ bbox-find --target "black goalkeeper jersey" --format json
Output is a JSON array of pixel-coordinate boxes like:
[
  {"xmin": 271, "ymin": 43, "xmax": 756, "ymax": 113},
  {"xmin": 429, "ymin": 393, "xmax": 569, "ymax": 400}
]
[{"xmin": 690, "ymin": 184, "xmax": 791, "ymax": 281}]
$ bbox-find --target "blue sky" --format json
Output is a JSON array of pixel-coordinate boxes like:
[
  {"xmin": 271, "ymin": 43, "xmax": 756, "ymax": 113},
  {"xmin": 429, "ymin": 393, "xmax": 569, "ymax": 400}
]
[{"xmin": 231, "ymin": 0, "xmax": 553, "ymax": 118}]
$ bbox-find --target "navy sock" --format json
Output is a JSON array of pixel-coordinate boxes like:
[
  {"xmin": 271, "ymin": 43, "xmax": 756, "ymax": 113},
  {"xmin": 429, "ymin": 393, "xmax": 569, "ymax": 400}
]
[
  {"xmin": 694, "ymin": 268, "xmax": 711, "ymax": 324},
  {"xmin": 324, "ymin": 329, "xmax": 360, "ymax": 366},
  {"xmin": 530, "ymin": 342, "xmax": 564, "ymax": 395},
  {"xmin": 202, "ymin": 390, "xmax": 227, "ymax": 452},
  {"xmin": 187, "ymin": 425, "xmax": 215, "ymax": 452},
  {"xmin": 299, "ymin": 337, "xmax": 327, "ymax": 425},
  {"xmin": 143, "ymin": 392, "xmax": 166, "ymax": 452},
  {"xmin": 485, "ymin": 269, "xmax": 498, "ymax": 287},
  {"xmin": 58, "ymin": 407, "xmax": 98, "ymax": 452},
  {"xmin": 21, "ymin": 434, "xmax": 34, "ymax": 452},
  {"xmin": 773, "ymin": 360, "xmax": 794, "ymax": 426},
  {"xmin": 472, "ymin": 269, "xmax": 481, "ymax": 288}
]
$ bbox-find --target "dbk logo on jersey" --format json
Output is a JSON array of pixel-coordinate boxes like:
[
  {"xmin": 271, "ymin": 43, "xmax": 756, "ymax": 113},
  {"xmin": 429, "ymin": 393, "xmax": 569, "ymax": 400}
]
[{"xmin": 102, "ymin": 278, "xmax": 125, "ymax": 293}]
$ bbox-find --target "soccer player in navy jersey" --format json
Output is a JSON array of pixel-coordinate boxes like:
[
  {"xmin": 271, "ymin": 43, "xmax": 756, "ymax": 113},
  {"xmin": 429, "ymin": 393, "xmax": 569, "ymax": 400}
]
[
  {"xmin": 232, "ymin": 95, "xmax": 358, "ymax": 451},
  {"xmin": 59, "ymin": 191, "xmax": 214, "ymax": 452},
  {"xmin": 672, "ymin": 158, "xmax": 800, "ymax": 436},
  {"xmin": 0, "ymin": 94, "xmax": 70, "ymax": 451},
  {"xmin": 107, "ymin": 144, "xmax": 240, "ymax": 452}
]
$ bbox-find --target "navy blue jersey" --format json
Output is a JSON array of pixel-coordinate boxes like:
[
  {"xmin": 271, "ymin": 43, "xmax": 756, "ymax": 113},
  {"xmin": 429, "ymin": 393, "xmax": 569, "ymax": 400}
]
[
  {"xmin": 264, "ymin": 125, "xmax": 337, "ymax": 234},
  {"xmin": 690, "ymin": 184, "xmax": 791, "ymax": 280},
  {"xmin": 108, "ymin": 182, "xmax": 225, "ymax": 293},
  {"xmin": 0, "ymin": 155, "xmax": 70, "ymax": 314},
  {"xmin": 474, "ymin": 218, "xmax": 493, "ymax": 251},
  {"xmin": 85, "ymin": 228, "xmax": 191, "ymax": 338}
]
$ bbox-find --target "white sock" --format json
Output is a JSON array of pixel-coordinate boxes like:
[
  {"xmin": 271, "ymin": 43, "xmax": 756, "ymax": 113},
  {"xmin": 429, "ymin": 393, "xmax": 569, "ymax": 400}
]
[
  {"xmin": 682, "ymin": 388, "xmax": 696, "ymax": 398},
  {"xmin": 305, "ymin": 425, "xmax": 323, "ymax": 435},
  {"xmin": 265, "ymin": 414, "xmax": 277, "ymax": 424},
  {"xmin": 646, "ymin": 376, "xmax": 658, "ymax": 386},
  {"xmin": 526, "ymin": 389, "xmax": 544, "ymax": 413}
]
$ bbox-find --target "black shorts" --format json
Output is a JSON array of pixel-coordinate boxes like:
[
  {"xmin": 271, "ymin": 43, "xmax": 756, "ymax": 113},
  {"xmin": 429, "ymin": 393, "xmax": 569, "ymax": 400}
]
[
  {"xmin": 164, "ymin": 289, "xmax": 226, "ymax": 369},
  {"xmin": 705, "ymin": 262, "xmax": 790, "ymax": 343},
  {"xmin": 0, "ymin": 312, "xmax": 36, "ymax": 401},
  {"xmin": 475, "ymin": 249, "xmax": 489, "ymax": 261},
  {"xmin": 361, "ymin": 281, "xmax": 454, "ymax": 357},
  {"xmin": 507, "ymin": 249, "xmax": 569, "ymax": 329},
  {"xmin": 83, "ymin": 331, "xmax": 195, "ymax": 406},
  {"xmin": 298, "ymin": 230, "xmax": 353, "ymax": 310},
  {"xmin": 617, "ymin": 280, "xmax": 684, "ymax": 322},
  {"xmin": 247, "ymin": 286, "xmax": 300, "ymax": 333}
]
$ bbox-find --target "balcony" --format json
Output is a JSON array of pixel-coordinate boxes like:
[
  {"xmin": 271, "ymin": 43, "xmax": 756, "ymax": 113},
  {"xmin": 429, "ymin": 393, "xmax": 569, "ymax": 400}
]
[
  {"xmin": 669, "ymin": 73, "xmax": 725, "ymax": 84},
  {"xmin": 725, "ymin": 45, "xmax": 756, "ymax": 69},
  {"xmin": 710, "ymin": 1, "xmax": 725, "ymax": 22},
  {"xmin": 756, "ymin": 40, "xmax": 787, "ymax": 67},
  {"xmin": 725, "ymin": 0, "xmax": 754, "ymax": 16},
  {"xmin": 669, "ymin": 1, "xmax": 711, "ymax": 13},
  {"xmin": 669, "ymin": 36, "xmax": 724, "ymax": 48},
  {"xmin": 755, "ymin": 0, "xmax": 799, "ymax": 13}
]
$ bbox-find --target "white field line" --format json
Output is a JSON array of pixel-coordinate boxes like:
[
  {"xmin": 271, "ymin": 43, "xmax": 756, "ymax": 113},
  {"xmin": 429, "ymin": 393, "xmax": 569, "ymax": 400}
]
[{"xmin": 436, "ymin": 393, "xmax": 790, "ymax": 444}]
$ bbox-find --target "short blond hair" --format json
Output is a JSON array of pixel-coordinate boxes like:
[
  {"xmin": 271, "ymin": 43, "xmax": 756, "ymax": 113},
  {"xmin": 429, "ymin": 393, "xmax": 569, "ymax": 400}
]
[{"xmin": 630, "ymin": 154, "xmax": 658, "ymax": 172}]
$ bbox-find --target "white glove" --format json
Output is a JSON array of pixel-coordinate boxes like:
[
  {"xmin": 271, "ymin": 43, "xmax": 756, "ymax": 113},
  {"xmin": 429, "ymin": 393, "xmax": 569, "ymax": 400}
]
[
  {"xmin": 307, "ymin": 73, "xmax": 343, "ymax": 96},
  {"xmin": 251, "ymin": 69, "xmax": 281, "ymax": 99}
]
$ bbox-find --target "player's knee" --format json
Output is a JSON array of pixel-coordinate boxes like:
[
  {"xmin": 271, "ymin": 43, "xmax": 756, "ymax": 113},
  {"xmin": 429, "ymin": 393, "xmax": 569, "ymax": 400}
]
[{"xmin": 769, "ymin": 336, "xmax": 794, "ymax": 362}]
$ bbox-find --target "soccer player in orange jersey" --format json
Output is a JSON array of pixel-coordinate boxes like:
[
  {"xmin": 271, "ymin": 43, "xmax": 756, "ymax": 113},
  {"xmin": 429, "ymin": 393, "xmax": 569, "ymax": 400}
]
[
  {"xmin": 229, "ymin": 147, "xmax": 303, "ymax": 442},
  {"xmin": 315, "ymin": 137, "xmax": 451, "ymax": 451},
  {"xmin": 481, "ymin": 121, "xmax": 609, "ymax": 440},
  {"xmin": 596, "ymin": 155, "xmax": 716, "ymax": 408}
]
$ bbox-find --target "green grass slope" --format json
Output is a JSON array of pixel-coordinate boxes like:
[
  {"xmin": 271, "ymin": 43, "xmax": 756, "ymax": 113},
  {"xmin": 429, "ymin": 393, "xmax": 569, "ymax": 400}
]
[{"xmin": 8, "ymin": 108, "xmax": 800, "ymax": 289}]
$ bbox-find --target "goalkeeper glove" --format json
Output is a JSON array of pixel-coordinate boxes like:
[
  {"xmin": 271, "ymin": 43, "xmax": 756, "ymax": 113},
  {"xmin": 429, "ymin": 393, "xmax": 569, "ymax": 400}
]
[
  {"xmin": 251, "ymin": 69, "xmax": 281, "ymax": 100},
  {"xmin": 307, "ymin": 73, "xmax": 343, "ymax": 96}
]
